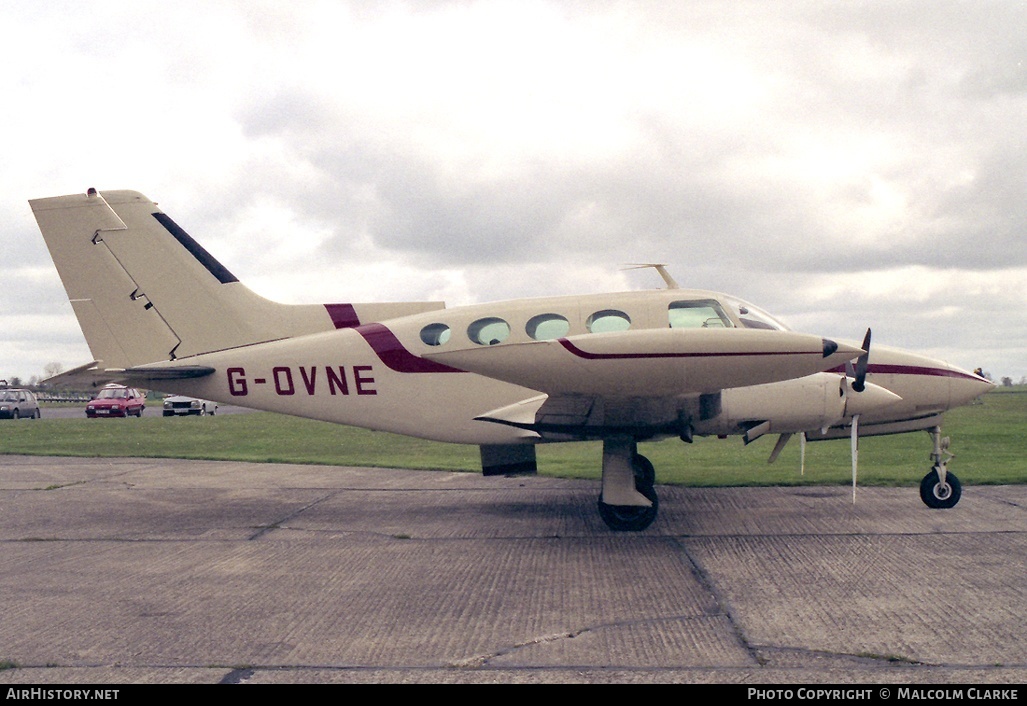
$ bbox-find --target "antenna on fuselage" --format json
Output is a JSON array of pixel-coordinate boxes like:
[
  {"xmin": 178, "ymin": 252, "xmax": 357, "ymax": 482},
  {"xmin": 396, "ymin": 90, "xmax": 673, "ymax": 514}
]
[{"xmin": 622, "ymin": 263, "xmax": 679, "ymax": 289}]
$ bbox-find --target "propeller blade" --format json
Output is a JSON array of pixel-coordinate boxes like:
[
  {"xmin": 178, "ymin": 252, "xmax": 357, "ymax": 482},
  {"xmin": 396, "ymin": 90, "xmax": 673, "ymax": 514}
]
[
  {"xmin": 852, "ymin": 328, "xmax": 871, "ymax": 393},
  {"xmin": 799, "ymin": 431, "xmax": 806, "ymax": 476},
  {"xmin": 850, "ymin": 414, "xmax": 859, "ymax": 503}
]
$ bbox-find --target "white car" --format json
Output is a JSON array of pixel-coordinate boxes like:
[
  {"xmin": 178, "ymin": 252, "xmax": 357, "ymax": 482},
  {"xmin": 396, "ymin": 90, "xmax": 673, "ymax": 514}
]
[{"xmin": 162, "ymin": 396, "xmax": 217, "ymax": 417}]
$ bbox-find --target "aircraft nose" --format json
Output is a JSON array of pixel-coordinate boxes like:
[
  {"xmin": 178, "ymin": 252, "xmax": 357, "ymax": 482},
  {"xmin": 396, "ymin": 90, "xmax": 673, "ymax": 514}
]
[{"xmin": 950, "ymin": 365, "xmax": 998, "ymax": 407}]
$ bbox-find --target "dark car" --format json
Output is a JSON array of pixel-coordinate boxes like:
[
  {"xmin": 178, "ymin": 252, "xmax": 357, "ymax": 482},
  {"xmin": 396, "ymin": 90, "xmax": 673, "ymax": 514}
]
[
  {"xmin": 85, "ymin": 385, "xmax": 146, "ymax": 418},
  {"xmin": 0, "ymin": 389, "xmax": 41, "ymax": 419}
]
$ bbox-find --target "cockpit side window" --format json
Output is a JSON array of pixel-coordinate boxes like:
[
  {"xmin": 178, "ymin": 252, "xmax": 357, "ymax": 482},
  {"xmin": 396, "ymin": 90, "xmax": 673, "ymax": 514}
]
[{"xmin": 668, "ymin": 300, "xmax": 732, "ymax": 328}]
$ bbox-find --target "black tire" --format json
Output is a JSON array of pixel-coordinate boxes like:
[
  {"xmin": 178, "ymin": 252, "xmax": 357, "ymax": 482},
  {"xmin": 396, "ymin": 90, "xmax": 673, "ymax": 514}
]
[
  {"xmin": 163, "ymin": 411, "xmax": 173, "ymax": 417},
  {"xmin": 920, "ymin": 468, "xmax": 962, "ymax": 509},
  {"xmin": 32, "ymin": 409, "xmax": 40, "ymax": 419},
  {"xmin": 12, "ymin": 409, "xmax": 19, "ymax": 420},
  {"xmin": 598, "ymin": 481, "xmax": 659, "ymax": 532},
  {"xmin": 633, "ymin": 454, "xmax": 655, "ymax": 489}
]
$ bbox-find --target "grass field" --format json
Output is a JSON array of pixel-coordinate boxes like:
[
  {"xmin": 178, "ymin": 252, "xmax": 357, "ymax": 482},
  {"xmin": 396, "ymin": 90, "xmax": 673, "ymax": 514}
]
[{"xmin": 1, "ymin": 387, "xmax": 1024, "ymax": 488}]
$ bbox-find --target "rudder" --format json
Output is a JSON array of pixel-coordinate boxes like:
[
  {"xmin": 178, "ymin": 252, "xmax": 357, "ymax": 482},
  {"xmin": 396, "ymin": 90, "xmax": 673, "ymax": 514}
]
[{"xmin": 30, "ymin": 189, "xmax": 443, "ymax": 370}]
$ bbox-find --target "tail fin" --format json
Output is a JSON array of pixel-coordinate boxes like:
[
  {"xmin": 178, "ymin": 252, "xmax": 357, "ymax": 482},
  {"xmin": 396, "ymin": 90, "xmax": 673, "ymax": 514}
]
[{"xmin": 30, "ymin": 189, "xmax": 442, "ymax": 369}]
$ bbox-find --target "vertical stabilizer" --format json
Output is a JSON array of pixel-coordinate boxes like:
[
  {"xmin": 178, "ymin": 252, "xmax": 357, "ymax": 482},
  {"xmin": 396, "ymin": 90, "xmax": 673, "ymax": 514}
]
[{"xmin": 30, "ymin": 189, "xmax": 443, "ymax": 369}]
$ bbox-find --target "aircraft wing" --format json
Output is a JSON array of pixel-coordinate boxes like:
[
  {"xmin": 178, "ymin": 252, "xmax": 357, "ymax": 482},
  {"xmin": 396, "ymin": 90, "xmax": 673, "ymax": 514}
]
[
  {"xmin": 425, "ymin": 328, "xmax": 863, "ymax": 397},
  {"xmin": 474, "ymin": 392, "xmax": 691, "ymax": 441},
  {"xmin": 806, "ymin": 413, "xmax": 945, "ymax": 440}
]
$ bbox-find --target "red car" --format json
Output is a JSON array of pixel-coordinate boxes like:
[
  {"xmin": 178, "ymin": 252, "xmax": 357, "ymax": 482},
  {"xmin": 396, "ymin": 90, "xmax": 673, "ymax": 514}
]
[{"xmin": 85, "ymin": 385, "xmax": 146, "ymax": 418}]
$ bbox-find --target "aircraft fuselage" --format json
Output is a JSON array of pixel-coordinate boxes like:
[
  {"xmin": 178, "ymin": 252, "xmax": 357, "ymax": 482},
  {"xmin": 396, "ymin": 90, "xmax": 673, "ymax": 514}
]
[{"xmin": 149, "ymin": 288, "xmax": 990, "ymax": 445}]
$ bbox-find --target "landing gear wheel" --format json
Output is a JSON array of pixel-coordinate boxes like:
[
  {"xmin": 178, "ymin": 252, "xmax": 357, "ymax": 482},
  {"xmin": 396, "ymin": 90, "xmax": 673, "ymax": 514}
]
[
  {"xmin": 598, "ymin": 481, "xmax": 658, "ymax": 532},
  {"xmin": 633, "ymin": 454, "xmax": 655, "ymax": 489},
  {"xmin": 920, "ymin": 467, "xmax": 961, "ymax": 509}
]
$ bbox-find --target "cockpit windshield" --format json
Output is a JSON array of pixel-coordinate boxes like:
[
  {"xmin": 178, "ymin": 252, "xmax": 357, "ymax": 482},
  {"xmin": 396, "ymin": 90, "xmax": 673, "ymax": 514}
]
[{"xmin": 722, "ymin": 296, "xmax": 791, "ymax": 331}]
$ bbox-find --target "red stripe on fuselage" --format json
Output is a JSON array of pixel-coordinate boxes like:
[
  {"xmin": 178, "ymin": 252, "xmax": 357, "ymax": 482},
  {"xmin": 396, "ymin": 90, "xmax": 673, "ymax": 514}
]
[
  {"xmin": 827, "ymin": 363, "xmax": 982, "ymax": 381},
  {"xmin": 356, "ymin": 323, "xmax": 465, "ymax": 373},
  {"xmin": 557, "ymin": 338, "xmax": 821, "ymax": 360},
  {"xmin": 324, "ymin": 303, "xmax": 361, "ymax": 329}
]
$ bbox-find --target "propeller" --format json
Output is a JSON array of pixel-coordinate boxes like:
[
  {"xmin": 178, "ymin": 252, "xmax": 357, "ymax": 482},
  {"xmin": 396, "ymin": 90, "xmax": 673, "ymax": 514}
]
[
  {"xmin": 851, "ymin": 414, "xmax": 859, "ymax": 503},
  {"xmin": 846, "ymin": 329, "xmax": 871, "ymax": 502},
  {"xmin": 846, "ymin": 328, "xmax": 872, "ymax": 392},
  {"xmin": 770, "ymin": 328, "xmax": 876, "ymax": 492}
]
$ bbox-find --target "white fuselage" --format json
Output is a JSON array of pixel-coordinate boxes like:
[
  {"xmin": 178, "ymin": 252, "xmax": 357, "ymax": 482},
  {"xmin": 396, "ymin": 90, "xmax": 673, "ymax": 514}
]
[{"xmin": 151, "ymin": 289, "xmax": 992, "ymax": 445}]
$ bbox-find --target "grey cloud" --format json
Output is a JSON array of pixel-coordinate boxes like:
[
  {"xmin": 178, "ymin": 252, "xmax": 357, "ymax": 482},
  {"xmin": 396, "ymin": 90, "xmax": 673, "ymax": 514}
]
[{"xmin": 12, "ymin": 0, "xmax": 1024, "ymax": 382}]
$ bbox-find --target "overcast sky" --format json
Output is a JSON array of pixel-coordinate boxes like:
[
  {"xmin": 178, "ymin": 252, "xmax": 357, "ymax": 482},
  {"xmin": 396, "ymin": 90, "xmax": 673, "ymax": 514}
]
[{"xmin": 2, "ymin": 0, "xmax": 1025, "ymax": 384}]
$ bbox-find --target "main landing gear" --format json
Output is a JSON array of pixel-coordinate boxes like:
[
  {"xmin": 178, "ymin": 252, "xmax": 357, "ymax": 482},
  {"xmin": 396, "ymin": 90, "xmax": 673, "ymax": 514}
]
[
  {"xmin": 597, "ymin": 437, "xmax": 659, "ymax": 531},
  {"xmin": 920, "ymin": 426, "xmax": 961, "ymax": 509}
]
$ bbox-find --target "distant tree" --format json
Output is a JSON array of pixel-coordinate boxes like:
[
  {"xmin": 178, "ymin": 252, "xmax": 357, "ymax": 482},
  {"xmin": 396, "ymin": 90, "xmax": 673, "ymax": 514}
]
[
  {"xmin": 8, "ymin": 376, "xmax": 21, "ymax": 387},
  {"xmin": 43, "ymin": 361, "xmax": 64, "ymax": 378},
  {"xmin": 1001, "ymin": 377, "xmax": 1013, "ymax": 387},
  {"xmin": 28, "ymin": 375, "xmax": 40, "ymax": 388}
]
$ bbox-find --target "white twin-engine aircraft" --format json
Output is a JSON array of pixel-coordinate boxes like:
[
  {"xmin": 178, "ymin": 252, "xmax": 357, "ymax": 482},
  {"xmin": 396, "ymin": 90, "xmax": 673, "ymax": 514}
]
[{"xmin": 30, "ymin": 189, "xmax": 995, "ymax": 531}]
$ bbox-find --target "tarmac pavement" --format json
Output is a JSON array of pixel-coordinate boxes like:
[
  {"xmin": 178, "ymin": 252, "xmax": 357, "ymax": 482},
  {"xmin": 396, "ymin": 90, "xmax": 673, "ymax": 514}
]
[{"xmin": 0, "ymin": 455, "xmax": 1024, "ymax": 684}]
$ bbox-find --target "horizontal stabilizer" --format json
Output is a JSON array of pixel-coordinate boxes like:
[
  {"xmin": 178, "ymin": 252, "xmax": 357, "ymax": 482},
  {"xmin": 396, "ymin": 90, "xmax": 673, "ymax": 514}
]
[
  {"xmin": 44, "ymin": 361, "xmax": 215, "ymax": 389},
  {"xmin": 125, "ymin": 365, "xmax": 217, "ymax": 381}
]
